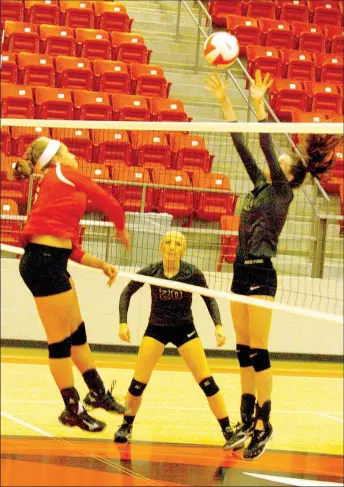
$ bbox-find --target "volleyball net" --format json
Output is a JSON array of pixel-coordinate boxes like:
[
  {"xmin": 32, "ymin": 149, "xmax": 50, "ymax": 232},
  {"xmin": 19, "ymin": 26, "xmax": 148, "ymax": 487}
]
[{"xmin": 1, "ymin": 119, "xmax": 343, "ymax": 323}]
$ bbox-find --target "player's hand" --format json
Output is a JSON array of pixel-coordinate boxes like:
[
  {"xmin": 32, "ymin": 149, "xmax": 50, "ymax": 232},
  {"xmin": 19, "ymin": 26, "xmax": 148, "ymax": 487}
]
[
  {"xmin": 204, "ymin": 72, "xmax": 229, "ymax": 103},
  {"xmin": 215, "ymin": 325, "xmax": 226, "ymax": 347},
  {"xmin": 250, "ymin": 69, "xmax": 274, "ymax": 103},
  {"xmin": 115, "ymin": 228, "xmax": 131, "ymax": 251},
  {"xmin": 102, "ymin": 262, "xmax": 117, "ymax": 287},
  {"xmin": 119, "ymin": 323, "xmax": 131, "ymax": 343}
]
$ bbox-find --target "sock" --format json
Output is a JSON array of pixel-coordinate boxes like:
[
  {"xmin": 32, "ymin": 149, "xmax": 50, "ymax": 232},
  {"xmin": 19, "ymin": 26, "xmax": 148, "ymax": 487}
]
[
  {"xmin": 256, "ymin": 400, "xmax": 271, "ymax": 427},
  {"xmin": 61, "ymin": 387, "xmax": 83, "ymax": 415},
  {"xmin": 123, "ymin": 415, "xmax": 135, "ymax": 426},
  {"xmin": 83, "ymin": 368, "xmax": 106, "ymax": 396},
  {"xmin": 218, "ymin": 416, "xmax": 230, "ymax": 431},
  {"xmin": 240, "ymin": 393, "xmax": 256, "ymax": 424}
]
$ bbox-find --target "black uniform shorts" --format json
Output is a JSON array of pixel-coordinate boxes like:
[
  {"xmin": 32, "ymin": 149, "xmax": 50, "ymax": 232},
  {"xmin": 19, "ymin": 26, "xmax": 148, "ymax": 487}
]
[
  {"xmin": 19, "ymin": 243, "xmax": 72, "ymax": 297},
  {"xmin": 144, "ymin": 322, "xmax": 199, "ymax": 348},
  {"xmin": 231, "ymin": 256, "xmax": 277, "ymax": 298}
]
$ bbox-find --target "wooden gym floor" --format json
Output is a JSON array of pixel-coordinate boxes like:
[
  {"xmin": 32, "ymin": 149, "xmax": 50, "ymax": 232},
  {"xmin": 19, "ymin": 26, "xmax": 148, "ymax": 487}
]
[{"xmin": 1, "ymin": 347, "xmax": 343, "ymax": 486}]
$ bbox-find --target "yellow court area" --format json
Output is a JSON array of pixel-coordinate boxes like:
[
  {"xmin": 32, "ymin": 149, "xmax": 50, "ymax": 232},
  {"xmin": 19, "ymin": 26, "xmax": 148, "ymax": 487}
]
[{"xmin": 1, "ymin": 347, "xmax": 343, "ymax": 457}]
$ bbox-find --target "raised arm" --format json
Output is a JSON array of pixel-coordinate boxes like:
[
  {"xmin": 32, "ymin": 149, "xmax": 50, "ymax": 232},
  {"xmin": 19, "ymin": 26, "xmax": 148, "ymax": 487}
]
[{"xmin": 204, "ymin": 73, "xmax": 263, "ymax": 185}]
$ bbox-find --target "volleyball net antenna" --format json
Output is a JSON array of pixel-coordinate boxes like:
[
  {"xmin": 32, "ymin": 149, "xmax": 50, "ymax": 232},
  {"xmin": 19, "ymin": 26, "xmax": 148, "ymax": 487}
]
[{"xmin": 1, "ymin": 119, "xmax": 343, "ymax": 324}]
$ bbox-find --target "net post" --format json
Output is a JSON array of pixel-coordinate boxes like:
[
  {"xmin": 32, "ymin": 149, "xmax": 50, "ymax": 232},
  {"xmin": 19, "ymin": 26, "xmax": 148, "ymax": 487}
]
[
  {"xmin": 140, "ymin": 185, "xmax": 147, "ymax": 213},
  {"xmin": 312, "ymin": 216, "xmax": 327, "ymax": 279},
  {"xmin": 105, "ymin": 227, "xmax": 111, "ymax": 262},
  {"xmin": 194, "ymin": 4, "xmax": 203, "ymax": 74},
  {"xmin": 26, "ymin": 174, "xmax": 35, "ymax": 214},
  {"xmin": 175, "ymin": 0, "xmax": 182, "ymax": 41}
]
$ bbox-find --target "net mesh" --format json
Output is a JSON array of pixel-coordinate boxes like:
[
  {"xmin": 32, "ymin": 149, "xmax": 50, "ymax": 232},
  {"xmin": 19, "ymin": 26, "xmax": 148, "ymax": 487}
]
[{"xmin": 0, "ymin": 119, "xmax": 343, "ymax": 321}]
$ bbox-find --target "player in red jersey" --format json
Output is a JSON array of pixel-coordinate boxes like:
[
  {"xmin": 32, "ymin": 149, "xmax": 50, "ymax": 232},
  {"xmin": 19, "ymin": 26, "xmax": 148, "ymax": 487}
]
[{"xmin": 13, "ymin": 136, "xmax": 131, "ymax": 432}]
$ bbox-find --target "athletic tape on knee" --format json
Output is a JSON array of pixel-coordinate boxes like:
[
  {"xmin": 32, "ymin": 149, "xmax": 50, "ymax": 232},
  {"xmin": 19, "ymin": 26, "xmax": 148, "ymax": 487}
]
[
  {"xmin": 128, "ymin": 378, "xmax": 147, "ymax": 397},
  {"xmin": 236, "ymin": 344, "xmax": 252, "ymax": 368},
  {"xmin": 71, "ymin": 321, "xmax": 87, "ymax": 346},
  {"xmin": 250, "ymin": 348, "xmax": 271, "ymax": 372},
  {"xmin": 199, "ymin": 376, "xmax": 219, "ymax": 397},
  {"xmin": 48, "ymin": 336, "xmax": 72, "ymax": 359}
]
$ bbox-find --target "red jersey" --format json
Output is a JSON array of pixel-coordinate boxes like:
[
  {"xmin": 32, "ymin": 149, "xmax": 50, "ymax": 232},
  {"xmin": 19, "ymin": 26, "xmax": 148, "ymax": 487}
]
[{"xmin": 20, "ymin": 163, "xmax": 125, "ymax": 262}]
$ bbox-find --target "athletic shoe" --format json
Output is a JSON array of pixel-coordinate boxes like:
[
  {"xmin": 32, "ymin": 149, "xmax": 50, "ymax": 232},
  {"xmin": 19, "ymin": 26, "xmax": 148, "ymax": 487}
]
[
  {"xmin": 223, "ymin": 421, "xmax": 254, "ymax": 451},
  {"xmin": 114, "ymin": 422, "xmax": 132, "ymax": 443},
  {"xmin": 84, "ymin": 381, "xmax": 126, "ymax": 414},
  {"xmin": 58, "ymin": 409, "xmax": 106, "ymax": 432},
  {"xmin": 242, "ymin": 424, "xmax": 273, "ymax": 460}
]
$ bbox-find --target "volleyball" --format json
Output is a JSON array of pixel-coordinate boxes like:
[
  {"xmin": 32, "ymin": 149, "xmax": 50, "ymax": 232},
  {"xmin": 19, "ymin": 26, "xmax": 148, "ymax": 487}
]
[{"xmin": 204, "ymin": 32, "xmax": 240, "ymax": 69}]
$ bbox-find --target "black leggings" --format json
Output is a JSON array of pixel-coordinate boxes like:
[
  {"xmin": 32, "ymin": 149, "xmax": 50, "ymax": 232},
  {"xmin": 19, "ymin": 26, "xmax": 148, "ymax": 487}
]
[{"xmin": 19, "ymin": 243, "xmax": 72, "ymax": 297}]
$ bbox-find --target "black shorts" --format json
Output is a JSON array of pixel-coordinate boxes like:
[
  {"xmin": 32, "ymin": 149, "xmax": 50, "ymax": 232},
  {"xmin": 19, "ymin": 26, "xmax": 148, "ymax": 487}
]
[
  {"xmin": 143, "ymin": 323, "xmax": 199, "ymax": 348},
  {"xmin": 231, "ymin": 256, "xmax": 277, "ymax": 298},
  {"xmin": 19, "ymin": 243, "xmax": 72, "ymax": 297}
]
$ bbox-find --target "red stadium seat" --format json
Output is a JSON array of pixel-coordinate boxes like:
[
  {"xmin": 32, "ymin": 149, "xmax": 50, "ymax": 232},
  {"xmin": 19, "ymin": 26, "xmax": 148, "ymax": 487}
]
[
  {"xmin": 39, "ymin": 25, "xmax": 76, "ymax": 57},
  {"xmin": 0, "ymin": 159, "xmax": 29, "ymax": 208},
  {"xmin": 55, "ymin": 56, "xmax": 93, "ymax": 90},
  {"xmin": 11, "ymin": 125, "xmax": 51, "ymax": 156},
  {"xmin": 269, "ymin": 79, "xmax": 308, "ymax": 121},
  {"xmin": 291, "ymin": 109, "xmax": 327, "ymax": 122},
  {"xmin": 59, "ymin": 1, "xmax": 95, "ymax": 29},
  {"xmin": 246, "ymin": 1, "xmax": 276, "ymax": 20},
  {"xmin": 313, "ymin": 53, "xmax": 343, "ymax": 84},
  {"xmin": 259, "ymin": 19, "xmax": 293, "ymax": 49},
  {"xmin": 112, "ymin": 165, "xmax": 153, "ymax": 213},
  {"xmin": 324, "ymin": 26, "xmax": 344, "ymax": 54},
  {"xmin": 93, "ymin": 1, "xmax": 133, "ymax": 32},
  {"xmin": 0, "ymin": 52, "xmax": 18, "ymax": 83},
  {"xmin": 75, "ymin": 28, "xmax": 111, "ymax": 60},
  {"xmin": 210, "ymin": 1, "xmax": 243, "ymax": 27},
  {"xmin": 92, "ymin": 129, "xmax": 131, "ymax": 168},
  {"xmin": 278, "ymin": 1, "xmax": 310, "ymax": 23},
  {"xmin": 246, "ymin": 46, "xmax": 282, "ymax": 83},
  {"xmin": 280, "ymin": 48, "xmax": 315, "ymax": 81},
  {"xmin": 130, "ymin": 131, "xmax": 172, "ymax": 171},
  {"xmin": 150, "ymin": 97, "xmax": 191, "ymax": 122},
  {"xmin": 129, "ymin": 63, "xmax": 171, "ymax": 98},
  {"xmin": 51, "ymin": 127, "xmax": 93, "ymax": 162},
  {"xmin": 111, "ymin": 32, "xmax": 151, "ymax": 64},
  {"xmin": 74, "ymin": 90, "xmax": 112, "ymax": 121},
  {"xmin": 217, "ymin": 215, "xmax": 240, "ymax": 271},
  {"xmin": 1, "ymin": 83, "xmax": 35, "ymax": 119},
  {"xmin": 112, "ymin": 93, "xmax": 150, "ymax": 121},
  {"xmin": 24, "ymin": 0, "xmax": 59, "ymax": 25},
  {"xmin": 1, "ymin": 1, "xmax": 24, "ymax": 28},
  {"xmin": 35, "ymin": 86, "xmax": 74, "ymax": 119},
  {"xmin": 193, "ymin": 171, "xmax": 238, "ymax": 222},
  {"xmin": 304, "ymin": 81, "xmax": 343, "ymax": 115},
  {"xmin": 17, "ymin": 52, "xmax": 55, "ymax": 87},
  {"xmin": 0, "ymin": 198, "xmax": 22, "ymax": 246},
  {"xmin": 291, "ymin": 22, "xmax": 326, "ymax": 53},
  {"xmin": 226, "ymin": 15, "xmax": 261, "ymax": 56},
  {"xmin": 4, "ymin": 20, "xmax": 39, "ymax": 53},
  {"xmin": 310, "ymin": 2, "xmax": 342, "ymax": 26},
  {"xmin": 170, "ymin": 134, "xmax": 213, "ymax": 174},
  {"xmin": 0, "ymin": 127, "xmax": 11, "ymax": 156},
  {"xmin": 151, "ymin": 168, "xmax": 193, "ymax": 220},
  {"xmin": 93, "ymin": 59, "xmax": 130, "ymax": 93}
]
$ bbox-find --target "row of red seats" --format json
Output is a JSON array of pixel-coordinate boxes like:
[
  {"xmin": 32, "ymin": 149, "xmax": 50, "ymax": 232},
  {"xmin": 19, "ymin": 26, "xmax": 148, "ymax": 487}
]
[
  {"xmin": 267, "ymin": 78, "xmax": 343, "ymax": 120},
  {"xmin": 0, "ymin": 83, "xmax": 192, "ymax": 122},
  {"xmin": 3, "ymin": 22, "xmax": 152, "ymax": 63},
  {"xmin": 1, "ymin": 53, "xmax": 171, "ymax": 98},
  {"xmin": 1, "ymin": 129, "xmax": 213, "ymax": 173},
  {"xmin": 209, "ymin": 0, "xmax": 343, "ymax": 27},
  {"xmin": 1, "ymin": 1, "xmax": 133, "ymax": 31},
  {"xmin": 245, "ymin": 46, "xmax": 343, "ymax": 84},
  {"xmin": 226, "ymin": 17, "xmax": 343, "ymax": 55}
]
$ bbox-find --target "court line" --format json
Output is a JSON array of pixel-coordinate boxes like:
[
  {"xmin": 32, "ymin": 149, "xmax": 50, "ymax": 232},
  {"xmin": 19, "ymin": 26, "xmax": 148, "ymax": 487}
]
[
  {"xmin": 0, "ymin": 410, "xmax": 164, "ymax": 486},
  {"xmin": 1, "ymin": 398, "xmax": 343, "ymax": 418},
  {"xmin": 317, "ymin": 413, "xmax": 344, "ymax": 423}
]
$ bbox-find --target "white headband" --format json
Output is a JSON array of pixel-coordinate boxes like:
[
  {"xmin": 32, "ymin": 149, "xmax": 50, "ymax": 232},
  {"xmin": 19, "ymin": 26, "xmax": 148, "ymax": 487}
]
[{"xmin": 37, "ymin": 139, "xmax": 61, "ymax": 167}]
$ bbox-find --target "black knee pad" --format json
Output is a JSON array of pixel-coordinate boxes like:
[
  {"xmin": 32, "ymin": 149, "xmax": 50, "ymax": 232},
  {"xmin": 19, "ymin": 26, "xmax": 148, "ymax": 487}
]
[
  {"xmin": 48, "ymin": 336, "xmax": 72, "ymax": 359},
  {"xmin": 199, "ymin": 376, "xmax": 219, "ymax": 397},
  {"xmin": 71, "ymin": 321, "xmax": 87, "ymax": 346},
  {"xmin": 236, "ymin": 344, "xmax": 252, "ymax": 368},
  {"xmin": 128, "ymin": 378, "xmax": 147, "ymax": 397},
  {"xmin": 250, "ymin": 348, "xmax": 271, "ymax": 372}
]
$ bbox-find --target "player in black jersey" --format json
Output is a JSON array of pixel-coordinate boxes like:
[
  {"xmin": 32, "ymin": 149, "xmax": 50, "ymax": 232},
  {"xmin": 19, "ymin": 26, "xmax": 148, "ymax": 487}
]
[
  {"xmin": 205, "ymin": 70, "xmax": 341, "ymax": 460},
  {"xmin": 114, "ymin": 231, "xmax": 243, "ymax": 449}
]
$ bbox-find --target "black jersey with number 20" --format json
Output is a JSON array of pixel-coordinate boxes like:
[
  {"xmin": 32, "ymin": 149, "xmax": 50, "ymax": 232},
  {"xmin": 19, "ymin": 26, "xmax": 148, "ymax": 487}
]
[{"xmin": 119, "ymin": 261, "xmax": 222, "ymax": 327}]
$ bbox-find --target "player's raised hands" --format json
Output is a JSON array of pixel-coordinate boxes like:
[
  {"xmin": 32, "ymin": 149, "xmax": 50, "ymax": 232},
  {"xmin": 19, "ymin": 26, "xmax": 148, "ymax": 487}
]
[
  {"xmin": 204, "ymin": 72, "xmax": 229, "ymax": 103},
  {"xmin": 250, "ymin": 69, "xmax": 274, "ymax": 103}
]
